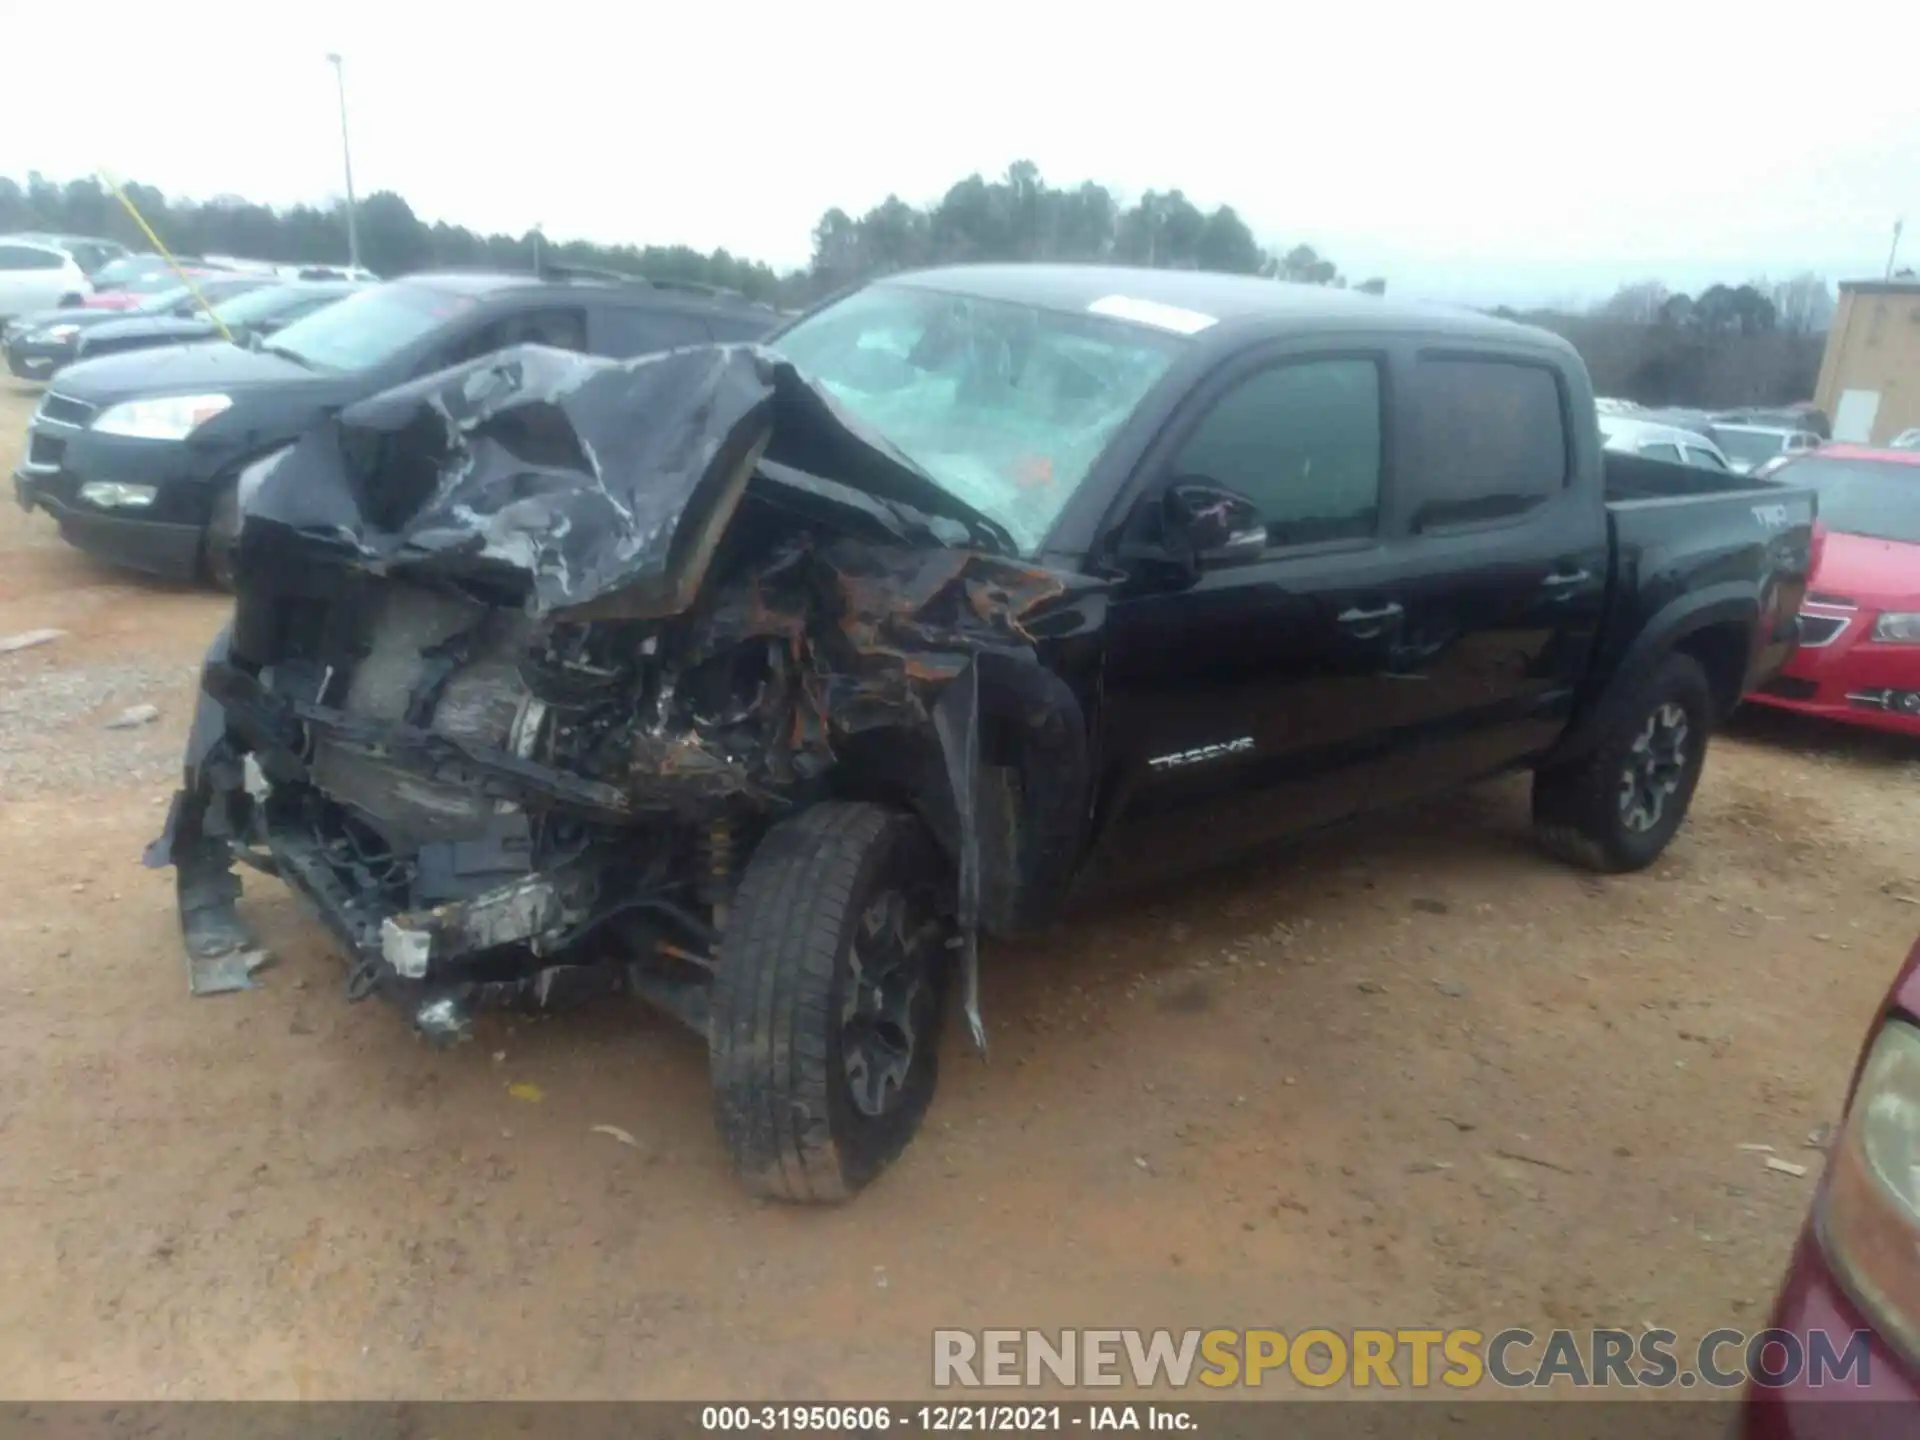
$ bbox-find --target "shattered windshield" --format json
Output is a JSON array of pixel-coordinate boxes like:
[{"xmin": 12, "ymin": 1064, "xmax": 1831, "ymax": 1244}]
[{"xmin": 772, "ymin": 282, "xmax": 1185, "ymax": 553}]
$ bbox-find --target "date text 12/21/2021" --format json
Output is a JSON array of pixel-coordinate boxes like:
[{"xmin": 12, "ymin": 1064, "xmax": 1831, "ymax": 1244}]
[{"xmin": 699, "ymin": 1405, "xmax": 1198, "ymax": 1431}]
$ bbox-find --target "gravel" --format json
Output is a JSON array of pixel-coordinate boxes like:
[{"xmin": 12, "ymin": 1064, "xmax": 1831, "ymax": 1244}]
[{"xmin": 0, "ymin": 654, "xmax": 201, "ymax": 796}]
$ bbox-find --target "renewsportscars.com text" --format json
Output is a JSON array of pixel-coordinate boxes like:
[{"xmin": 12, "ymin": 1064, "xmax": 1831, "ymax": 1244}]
[{"xmin": 932, "ymin": 1327, "xmax": 1871, "ymax": 1391}]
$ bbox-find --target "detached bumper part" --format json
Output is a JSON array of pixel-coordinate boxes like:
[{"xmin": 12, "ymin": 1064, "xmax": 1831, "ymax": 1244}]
[
  {"xmin": 148, "ymin": 767, "xmax": 274, "ymax": 997},
  {"xmin": 374, "ymin": 871, "xmax": 591, "ymax": 985},
  {"xmin": 381, "ymin": 919, "xmax": 433, "ymax": 979}
]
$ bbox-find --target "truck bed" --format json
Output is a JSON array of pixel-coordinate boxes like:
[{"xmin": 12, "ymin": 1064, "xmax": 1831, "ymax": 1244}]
[
  {"xmin": 1602, "ymin": 450, "xmax": 1791, "ymax": 503},
  {"xmin": 1589, "ymin": 451, "xmax": 1818, "ymax": 715}
]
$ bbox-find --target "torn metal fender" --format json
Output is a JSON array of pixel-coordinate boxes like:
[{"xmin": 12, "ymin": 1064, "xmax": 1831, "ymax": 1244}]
[
  {"xmin": 926, "ymin": 649, "xmax": 1096, "ymax": 1060},
  {"xmin": 930, "ymin": 660, "xmax": 985, "ymax": 1057},
  {"xmin": 971, "ymin": 654, "xmax": 1091, "ymax": 934},
  {"xmin": 143, "ymin": 620, "xmax": 271, "ymax": 995}
]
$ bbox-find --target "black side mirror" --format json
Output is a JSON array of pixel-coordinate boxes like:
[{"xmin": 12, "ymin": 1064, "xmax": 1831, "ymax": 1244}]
[{"xmin": 1163, "ymin": 480, "xmax": 1267, "ymax": 565}]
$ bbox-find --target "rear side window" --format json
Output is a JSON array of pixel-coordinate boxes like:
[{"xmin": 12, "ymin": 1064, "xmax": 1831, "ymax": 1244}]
[
  {"xmin": 594, "ymin": 306, "xmax": 714, "ymax": 357},
  {"xmin": 1642, "ymin": 442, "xmax": 1683, "ymax": 461},
  {"xmin": 1410, "ymin": 357, "xmax": 1568, "ymax": 526},
  {"xmin": 0, "ymin": 244, "xmax": 62, "ymax": 271},
  {"xmin": 1172, "ymin": 357, "xmax": 1383, "ymax": 546},
  {"xmin": 1683, "ymin": 446, "xmax": 1729, "ymax": 471}
]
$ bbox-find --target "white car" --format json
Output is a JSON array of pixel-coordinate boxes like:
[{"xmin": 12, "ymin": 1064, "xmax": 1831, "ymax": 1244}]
[
  {"xmin": 1890, "ymin": 428, "xmax": 1920, "ymax": 451},
  {"xmin": 1598, "ymin": 415, "xmax": 1737, "ymax": 471},
  {"xmin": 0, "ymin": 236, "xmax": 93, "ymax": 324},
  {"xmin": 1712, "ymin": 422, "xmax": 1822, "ymax": 475}
]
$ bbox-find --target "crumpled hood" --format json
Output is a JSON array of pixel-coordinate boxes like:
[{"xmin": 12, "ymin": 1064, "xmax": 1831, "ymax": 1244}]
[{"xmin": 241, "ymin": 342, "xmax": 1018, "ymax": 618}]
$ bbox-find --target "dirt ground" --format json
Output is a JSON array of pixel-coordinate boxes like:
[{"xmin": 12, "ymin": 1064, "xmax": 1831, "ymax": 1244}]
[{"xmin": 2, "ymin": 380, "xmax": 1917, "ymax": 1402}]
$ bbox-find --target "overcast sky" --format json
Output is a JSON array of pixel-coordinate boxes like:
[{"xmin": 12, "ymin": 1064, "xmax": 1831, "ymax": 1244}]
[{"xmin": 6, "ymin": 0, "xmax": 1912, "ymax": 308}]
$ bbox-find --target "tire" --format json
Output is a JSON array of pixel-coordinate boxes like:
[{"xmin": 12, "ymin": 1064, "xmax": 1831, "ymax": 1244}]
[
  {"xmin": 1532, "ymin": 653, "xmax": 1714, "ymax": 874},
  {"xmin": 709, "ymin": 801, "xmax": 952, "ymax": 1202},
  {"xmin": 203, "ymin": 483, "xmax": 240, "ymax": 592}
]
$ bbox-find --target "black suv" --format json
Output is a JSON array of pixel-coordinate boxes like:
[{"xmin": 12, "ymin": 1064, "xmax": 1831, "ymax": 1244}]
[{"xmin": 12, "ymin": 268, "xmax": 780, "ymax": 587}]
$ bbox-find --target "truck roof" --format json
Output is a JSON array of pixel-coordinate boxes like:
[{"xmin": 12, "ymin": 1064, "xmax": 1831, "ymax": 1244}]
[{"xmin": 881, "ymin": 263, "xmax": 1544, "ymax": 345}]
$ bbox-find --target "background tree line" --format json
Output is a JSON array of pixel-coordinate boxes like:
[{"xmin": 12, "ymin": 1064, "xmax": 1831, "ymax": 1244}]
[
  {"xmin": 0, "ymin": 163, "xmax": 1372, "ymax": 309},
  {"xmin": 3, "ymin": 166, "xmax": 1833, "ymax": 407},
  {"xmin": 1499, "ymin": 274, "xmax": 1836, "ymax": 409}
]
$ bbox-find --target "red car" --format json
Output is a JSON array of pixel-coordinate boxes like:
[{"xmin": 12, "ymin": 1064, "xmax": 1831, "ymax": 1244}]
[
  {"xmin": 80, "ymin": 266, "xmax": 218, "ymax": 311},
  {"xmin": 1740, "ymin": 932, "xmax": 1920, "ymax": 1434},
  {"xmin": 1750, "ymin": 446, "xmax": 1920, "ymax": 737}
]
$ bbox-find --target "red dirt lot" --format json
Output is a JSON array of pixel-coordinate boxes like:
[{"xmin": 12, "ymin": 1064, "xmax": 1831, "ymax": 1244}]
[{"xmin": 2, "ymin": 382, "xmax": 1918, "ymax": 1401}]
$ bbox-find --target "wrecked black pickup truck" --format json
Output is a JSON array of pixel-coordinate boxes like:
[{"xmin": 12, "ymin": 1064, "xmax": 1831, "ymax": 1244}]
[{"xmin": 148, "ymin": 265, "xmax": 1816, "ymax": 1201}]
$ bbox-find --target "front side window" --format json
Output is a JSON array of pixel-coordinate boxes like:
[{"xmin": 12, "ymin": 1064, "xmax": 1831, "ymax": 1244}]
[
  {"xmin": 1642, "ymin": 442, "xmax": 1683, "ymax": 462},
  {"xmin": 1409, "ymin": 357, "xmax": 1568, "ymax": 525},
  {"xmin": 596, "ymin": 306, "xmax": 714, "ymax": 357},
  {"xmin": 773, "ymin": 281, "xmax": 1186, "ymax": 554},
  {"xmin": 1683, "ymin": 446, "xmax": 1730, "ymax": 471},
  {"xmin": 444, "ymin": 306, "xmax": 590, "ymax": 367},
  {"xmin": 485, "ymin": 306, "xmax": 588, "ymax": 353},
  {"xmin": 1171, "ymin": 359, "xmax": 1383, "ymax": 546}
]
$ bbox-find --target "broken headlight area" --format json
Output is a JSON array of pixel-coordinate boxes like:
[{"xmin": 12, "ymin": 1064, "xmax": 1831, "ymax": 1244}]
[{"xmin": 147, "ymin": 342, "xmax": 1102, "ymax": 1050}]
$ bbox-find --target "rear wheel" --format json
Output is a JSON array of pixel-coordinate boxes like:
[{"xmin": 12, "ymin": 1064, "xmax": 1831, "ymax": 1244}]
[
  {"xmin": 1532, "ymin": 653, "xmax": 1714, "ymax": 873},
  {"xmin": 203, "ymin": 483, "xmax": 240, "ymax": 592},
  {"xmin": 708, "ymin": 802, "xmax": 951, "ymax": 1202}
]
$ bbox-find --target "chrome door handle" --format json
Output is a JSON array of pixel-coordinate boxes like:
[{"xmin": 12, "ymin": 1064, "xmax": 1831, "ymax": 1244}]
[
  {"xmin": 1338, "ymin": 603, "xmax": 1403, "ymax": 624},
  {"xmin": 1542, "ymin": 569, "xmax": 1591, "ymax": 586}
]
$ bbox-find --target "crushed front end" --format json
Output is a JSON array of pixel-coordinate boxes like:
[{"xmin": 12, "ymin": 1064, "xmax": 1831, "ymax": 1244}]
[{"xmin": 146, "ymin": 343, "xmax": 1102, "ymax": 1048}]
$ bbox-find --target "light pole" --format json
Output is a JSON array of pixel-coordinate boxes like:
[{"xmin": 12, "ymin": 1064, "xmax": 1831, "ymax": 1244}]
[
  {"xmin": 1889, "ymin": 218, "xmax": 1906, "ymax": 280},
  {"xmin": 326, "ymin": 52, "xmax": 360, "ymax": 271}
]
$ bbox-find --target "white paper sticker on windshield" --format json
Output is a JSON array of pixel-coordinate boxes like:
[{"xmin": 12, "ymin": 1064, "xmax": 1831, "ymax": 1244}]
[{"xmin": 1086, "ymin": 294, "xmax": 1218, "ymax": 335}]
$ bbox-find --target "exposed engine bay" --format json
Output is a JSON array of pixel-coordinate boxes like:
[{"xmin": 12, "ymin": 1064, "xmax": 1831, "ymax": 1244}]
[{"xmin": 147, "ymin": 343, "xmax": 1105, "ymax": 1052}]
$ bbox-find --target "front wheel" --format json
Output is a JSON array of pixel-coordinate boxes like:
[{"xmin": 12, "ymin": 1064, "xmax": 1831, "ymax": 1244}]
[
  {"xmin": 1532, "ymin": 653, "xmax": 1714, "ymax": 873},
  {"xmin": 708, "ymin": 802, "xmax": 952, "ymax": 1202}
]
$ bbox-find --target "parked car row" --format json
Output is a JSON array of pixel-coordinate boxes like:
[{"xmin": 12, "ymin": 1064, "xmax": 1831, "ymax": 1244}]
[
  {"xmin": 0, "ymin": 235, "xmax": 377, "ymax": 329},
  {"xmin": 0, "ymin": 234, "xmax": 121, "ymax": 322},
  {"xmin": 1598, "ymin": 414, "xmax": 1738, "ymax": 470},
  {"xmin": 5, "ymin": 277, "xmax": 366, "ymax": 378},
  {"xmin": 1595, "ymin": 396, "xmax": 1831, "ymax": 475}
]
